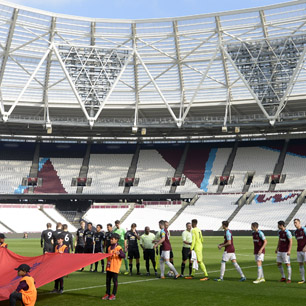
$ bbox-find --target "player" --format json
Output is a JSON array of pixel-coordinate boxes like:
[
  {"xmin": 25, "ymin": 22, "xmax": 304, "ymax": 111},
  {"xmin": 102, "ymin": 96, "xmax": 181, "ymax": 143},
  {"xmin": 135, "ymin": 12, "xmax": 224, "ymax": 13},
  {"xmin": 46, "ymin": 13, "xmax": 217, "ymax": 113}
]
[
  {"xmin": 185, "ymin": 219, "xmax": 209, "ymax": 281},
  {"xmin": 41, "ymin": 223, "xmax": 53, "ymax": 254},
  {"xmin": 93, "ymin": 224, "xmax": 105, "ymax": 273},
  {"xmin": 251, "ymin": 222, "xmax": 267, "ymax": 284},
  {"xmin": 9, "ymin": 264, "xmax": 37, "ymax": 306},
  {"xmin": 181, "ymin": 222, "xmax": 192, "ymax": 277},
  {"xmin": 164, "ymin": 221, "xmax": 175, "ymax": 267},
  {"xmin": 294, "ymin": 218, "xmax": 306, "ymax": 283},
  {"xmin": 140, "ymin": 226, "xmax": 157, "ymax": 276},
  {"xmin": 75, "ymin": 220, "xmax": 86, "ymax": 272},
  {"xmin": 104, "ymin": 223, "xmax": 113, "ymax": 252},
  {"xmin": 154, "ymin": 220, "xmax": 180, "ymax": 279},
  {"xmin": 62, "ymin": 224, "xmax": 74, "ymax": 253},
  {"xmin": 276, "ymin": 220, "xmax": 292, "ymax": 283},
  {"xmin": 52, "ymin": 222, "xmax": 63, "ymax": 251},
  {"xmin": 51, "ymin": 235, "xmax": 69, "ymax": 294},
  {"xmin": 0, "ymin": 233, "xmax": 7, "ymax": 248},
  {"xmin": 113, "ymin": 220, "xmax": 129, "ymax": 275},
  {"xmin": 84, "ymin": 222, "xmax": 96, "ymax": 272},
  {"xmin": 125, "ymin": 223, "xmax": 141, "ymax": 275},
  {"xmin": 102, "ymin": 233, "xmax": 125, "ymax": 301},
  {"xmin": 215, "ymin": 220, "xmax": 246, "ymax": 282}
]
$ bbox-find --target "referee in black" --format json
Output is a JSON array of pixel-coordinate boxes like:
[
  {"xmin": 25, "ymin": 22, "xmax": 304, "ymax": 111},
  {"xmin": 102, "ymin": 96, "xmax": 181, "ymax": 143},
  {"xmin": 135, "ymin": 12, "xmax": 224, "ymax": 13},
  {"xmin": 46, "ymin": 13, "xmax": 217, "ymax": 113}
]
[{"xmin": 41, "ymin": 223, "xmax": 53, "ymax": 254}]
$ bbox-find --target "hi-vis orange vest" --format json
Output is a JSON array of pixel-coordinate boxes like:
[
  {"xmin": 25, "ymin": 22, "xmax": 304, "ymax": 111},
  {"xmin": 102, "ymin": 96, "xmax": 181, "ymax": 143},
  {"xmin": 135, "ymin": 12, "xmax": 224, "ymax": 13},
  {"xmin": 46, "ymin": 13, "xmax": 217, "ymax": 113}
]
[
  {"xmin": 20, "ymin": 276, "xmax": 37, "ymax": 306},
  {"xmin": 0, "ymin": 243, "xmax": 7, "ymax": 248},
  {"xmin": 55, "ymin": 244, "xmax": 67, "ymax": 253},
  {"xmin": 106, "ymin": 245, "xmax": 123, "ymax": 274}
]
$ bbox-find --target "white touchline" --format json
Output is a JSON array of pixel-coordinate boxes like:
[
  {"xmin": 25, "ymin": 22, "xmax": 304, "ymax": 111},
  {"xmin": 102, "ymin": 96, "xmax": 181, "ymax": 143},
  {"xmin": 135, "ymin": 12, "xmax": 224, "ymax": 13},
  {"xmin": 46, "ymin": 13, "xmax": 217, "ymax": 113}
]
[{"xmin": 60, "ymin": 262, "xmax": 277, "ymax": 293}]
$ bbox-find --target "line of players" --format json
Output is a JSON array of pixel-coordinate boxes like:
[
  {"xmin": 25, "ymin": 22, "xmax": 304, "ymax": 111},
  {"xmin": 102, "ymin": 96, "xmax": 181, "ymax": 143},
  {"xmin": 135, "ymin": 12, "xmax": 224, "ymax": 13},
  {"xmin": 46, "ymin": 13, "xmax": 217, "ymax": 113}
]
[{"xmin": 38, "ymin": 217, "xmax": 306, "ymax": 284}]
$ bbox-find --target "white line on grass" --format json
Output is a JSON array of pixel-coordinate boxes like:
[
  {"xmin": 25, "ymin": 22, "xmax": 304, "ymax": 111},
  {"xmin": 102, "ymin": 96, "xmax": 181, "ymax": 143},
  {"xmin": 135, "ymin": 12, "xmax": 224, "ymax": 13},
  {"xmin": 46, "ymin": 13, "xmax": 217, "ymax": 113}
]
[{"xmin": 60, "ymin": 262, "xmax": 277, "ymax": 293}]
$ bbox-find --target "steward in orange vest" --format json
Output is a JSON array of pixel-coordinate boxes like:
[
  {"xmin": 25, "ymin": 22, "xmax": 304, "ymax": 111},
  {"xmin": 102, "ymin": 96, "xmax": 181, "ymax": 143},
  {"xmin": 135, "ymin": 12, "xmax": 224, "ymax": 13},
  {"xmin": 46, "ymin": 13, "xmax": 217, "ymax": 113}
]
[
  {"xmin": 0, "ymin": 233, "xmax": 7, "ymax": 248},
  {"xmin": 102, "ymin": 233, "xmax": 125, "ymax": 301},
  {"xmin": 51, "ymin": 235, "xmax": 68, "ymax": 294},
  {"xmin": 9, "ymin": 264, "xmax": 37, "ymax": 306}
]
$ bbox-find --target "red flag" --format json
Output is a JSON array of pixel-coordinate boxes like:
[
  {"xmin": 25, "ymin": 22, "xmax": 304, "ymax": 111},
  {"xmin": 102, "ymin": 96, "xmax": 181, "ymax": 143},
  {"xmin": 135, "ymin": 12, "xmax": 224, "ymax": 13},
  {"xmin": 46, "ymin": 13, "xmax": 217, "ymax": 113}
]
[{"xmin": 0, "ymin": 248, "xmax": 111, "ymax": 301}]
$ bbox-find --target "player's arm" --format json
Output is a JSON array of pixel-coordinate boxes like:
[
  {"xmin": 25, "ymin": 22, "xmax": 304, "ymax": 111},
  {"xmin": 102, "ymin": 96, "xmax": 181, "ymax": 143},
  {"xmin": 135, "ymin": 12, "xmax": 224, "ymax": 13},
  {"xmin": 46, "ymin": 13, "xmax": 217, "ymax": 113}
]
[
  {"xmin": 70, "ymin": 234, "xmax": 74, "ymax": 252},
  {"xmin": 74, "ymin": 231, "xmax": 78, "ymax": 248},
  {"xmin": 140, "ymin": 236, "xmax": 145, "ymax": 250},
  {"xmin": 258, "ymin": 231, "xmax": 267, "ymax": 255},
  {"xmin": 190, "ymin": 230, "xmax": 196, "ymax": 250},
  {"xmin": 218, "ymin": 231, "xmax": 231, "ymax": 249},
  {"xmin": 287, "ymin": 231, "xmax": 293, "ymax": 255},
  {"xmin": 124, "ymin": 233, "xmax": 128, "ymax": 252},
  {"xmin": 40, "ymin": 232, "xmax": 44, "ymax": 248},
  {"xmin": 154, "ymin": 236, "xmax": 165, "ymax": 248}
]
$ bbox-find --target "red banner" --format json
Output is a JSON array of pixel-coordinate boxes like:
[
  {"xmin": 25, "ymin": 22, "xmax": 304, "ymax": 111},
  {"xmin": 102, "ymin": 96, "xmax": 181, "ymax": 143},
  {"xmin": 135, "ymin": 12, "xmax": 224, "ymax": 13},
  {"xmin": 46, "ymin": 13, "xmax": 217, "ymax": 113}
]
[{"xmin": 0, "ymin": 248, "xmax": 111, "ymax": 301}]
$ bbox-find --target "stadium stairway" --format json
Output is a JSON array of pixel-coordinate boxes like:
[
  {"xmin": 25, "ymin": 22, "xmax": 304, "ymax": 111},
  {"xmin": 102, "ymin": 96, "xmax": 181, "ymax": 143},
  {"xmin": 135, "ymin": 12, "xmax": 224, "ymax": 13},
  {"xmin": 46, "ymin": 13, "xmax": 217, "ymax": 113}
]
[
  {"xmin": 218, "ymin": 192, "xmax": 252, "ymax": 230},
  {"xmin": 29, "ymin": 142, "xmax": 40, "ymax": 178},
  {"xmin": 170, "ymin": 143, "xmax": 190, "ymax": 193},
  {"xmin": 217, "ymin": 140, "xmax": 238, "ymax": 193},
  {"xmin": 119, "ymin": 203, "xmax": 135, "ymax": 224},
  {"xmin": 77, "ymin": 143, "xmax": 91, "ymax": 194},
  {"xmin": 0, "ymin": 220, "xmax": 15, "ymax": 233},
  {"xmin": 169, "ymin": 194, "xmax": 197, "ymax": 226},
  {"xmin": 285, "ymin": 190, "xmax": 306, "ymax": 225},
  {"xmin": 39, "ymin": 206, "xmax": 57, "ymax": 224},
  {"xmin": 269, "ymin": 138, "xmax": 289, "ymax": 191},
  {"xmin": 124, "ymin": 144, "xmax": 141, "ymax": 194}
]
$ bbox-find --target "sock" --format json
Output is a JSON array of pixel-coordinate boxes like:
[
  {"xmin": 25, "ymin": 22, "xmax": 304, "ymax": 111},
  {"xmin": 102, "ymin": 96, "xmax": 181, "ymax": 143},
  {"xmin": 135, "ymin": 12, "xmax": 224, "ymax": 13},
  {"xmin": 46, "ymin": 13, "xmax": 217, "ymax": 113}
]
[
  {"xmin": 181, "ymin": 263, "xmax": 185, "ymax": 275},
  {"xmin": 189, "ymin": 263, "xmax": 192, "ymax": 276},
  {"xmin": 101, "ymin": 260, "xmax": 104, "ymax": 272},
  {"xmin": 160, "ymin": 259, "xmax": 165, "ymax": 277},
  {"xmin": 257, "ymin": 266, "xmax": 262, "ymax": 279},
  {"xmin": 152, "ymin": 260, "xmax": 157, "ymax": 272},
  {"xmin": 287, "ymin": 265, "xmax": 292, "ymax": 280},
  {"xmin": 90, "ymin": 264, "xmax": 93, "ymax": 270},
  {"xmin": 95, "ymin": 262, "xmax": 98, "ymax": 270},
  {"xmin": 233, "ymin": 262, "xmax": 244, "ymax": 278},
  {"xmin": 199, "ymin": 262, "xmax": 208, "ymax": 277},
  {"xmin": 165, "ymin": 261, "xmax": 179, "ymax": 276},
  {"xmin": 278, "ymin": 265, "xmax": 285, "ymax": 278},
  {"xmin": 129, "ymin": 263, "xmax": 132, "ymax": 273},
  {"xmin": 220, "ymin": 261, "xmax": 226, "ymax": 279},
  {"xmin": 146, "ymin": 260, "xmax": 150, "ymax": 273},
  {"xmin": 136, "ymin": 263, "xmax": 140, "ymax": 273},
  {"xmin": 299, "ymin": 265, "xmax": 305, "ymax": 281},
  {"xmin": 124, "ymin": 258, "xmax": 129, "ymax": 271}
]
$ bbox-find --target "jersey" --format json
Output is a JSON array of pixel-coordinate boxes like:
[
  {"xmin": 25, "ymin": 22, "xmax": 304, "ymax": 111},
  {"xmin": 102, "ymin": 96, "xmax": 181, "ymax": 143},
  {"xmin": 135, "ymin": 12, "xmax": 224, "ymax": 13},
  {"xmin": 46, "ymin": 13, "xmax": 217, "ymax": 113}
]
[
  {"xmin": 105, "ymin": 231, "xmax": 113, "ymax": 251},
  {"xmin": 224, "ymin": 229, "xmax": 235, "ymax": 253},
  {"xmin": 182, "ymin": 230, "xmax": 192, "ymax": 248},
  {"xmin": 63, "ymin": 231, "xmax": 74, "ymax": 252},
  {"xmin": 113, "ymin": 228, "xmax": 126, "ymax": 247},
  {"xmin": 278, "ymin": 229, "xmax": 292, "ymax": 252},
  {"xmin": 84, "ymin": 229, "xmax": 95, "ymax": 247},
  {"xmin": 55, "ymin": 244, "xmax": 68, "ymax": 253},
  {"xmin": 19, "ymin": 275, "xmax": 37, "ymax": 306},
  {"xmin": 106, "ymin": 244, "xmax": 124, "ymax": 274},
  {"xmin": 94, "ymin": 231, "xmax": 105, "ymax": 251},
  {"xmin": 0, "ymin": 242, "xmax": 7, "ymax": 248},
  {"xmin": 125, "ymin": 230, "xmax": 139, "ymax": 250},
  {"xmin": 191, "ymin": 227, "xmax": 203, "ymax": 251},
  {"xmin": 41, "ymin": 229, "xmax": 53, "ymax": 247},
  {"xmin": 76, "ymin": 228, "xmax": 86, "ymax": 247},
  {"xmin": 252, "ymin": 230, "xmax": 266, "ymax": 254},
  {"xmin": 160, "ymin": 228, "xmax": 171, "ymax": 251},
  {"xmin": 140, "ymin": 233, "xmax": 155, "ymax": 249},
  {"xmin": 295, "ymin": 227, "xmax": 306, "ymax": 251},
  {"xmin": 52, "ymin": 229, "xmax": 63, "ymax": 247}
]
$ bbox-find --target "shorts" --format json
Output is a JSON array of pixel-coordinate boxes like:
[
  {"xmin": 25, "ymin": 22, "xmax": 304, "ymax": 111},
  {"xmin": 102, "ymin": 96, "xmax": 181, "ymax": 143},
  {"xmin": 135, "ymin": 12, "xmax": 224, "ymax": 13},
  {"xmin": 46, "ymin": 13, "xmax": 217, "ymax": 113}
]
[
  {"xmin": 277, "ymin": 251, "xmax": 290, "ymax": 264},
  {"xmin": 143, "ymin": 249, "xmax": 155, "ymax": 261},
  {"xmin": 85, "ymin": 245, "xmax": 94, "ymax": 254},
  {"xmin": 222, "ymin": 252, "xmax": 236, "ymax": 262},
  {"xmin": 94, "ymin": 247, "xmax": 103, "ymax": 254},
  {"xmin": 161, "ymin": 250, "xmax": 171, "ymax": 260},
  {"xmin": 182, "ymin": 247, "xmax": 191, "ymax": 261},
  {"xmin": 254, "ymin": 254, "xmax": 264, "ymax": 262},
  {"xmin": 297, "ymin": 251, "xmax": 306, "ymax": 263},
  {"xmin": 159, "ymin": 248, "xmax": 173, "ymax": 259},
  {"xmin": 43, "ymin": 244, "xmax": 54, "ymax": 253},
  {"xmin": 75, "ymin": 245, "xmax": 85, "ymax": 254},
  {"xmin": 128, "ymin": 248, "xmax": 140, "ymax": 260}
]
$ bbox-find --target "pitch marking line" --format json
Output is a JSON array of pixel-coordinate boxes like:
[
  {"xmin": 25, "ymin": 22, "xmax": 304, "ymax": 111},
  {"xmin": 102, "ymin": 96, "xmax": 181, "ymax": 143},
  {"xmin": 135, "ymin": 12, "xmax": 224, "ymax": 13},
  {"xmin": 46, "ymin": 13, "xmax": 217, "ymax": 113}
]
[{"xmin": 60, "ymin": 262, "xmax": 277, "ymax": 293}]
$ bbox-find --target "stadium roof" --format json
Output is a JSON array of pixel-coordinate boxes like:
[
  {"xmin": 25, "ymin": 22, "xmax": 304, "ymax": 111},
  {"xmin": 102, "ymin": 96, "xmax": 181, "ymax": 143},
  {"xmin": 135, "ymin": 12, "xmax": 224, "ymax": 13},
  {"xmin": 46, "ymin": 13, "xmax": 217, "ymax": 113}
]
[{"xmin": 0, "ymin": 0, "xmax": 306, "ymax": 140}]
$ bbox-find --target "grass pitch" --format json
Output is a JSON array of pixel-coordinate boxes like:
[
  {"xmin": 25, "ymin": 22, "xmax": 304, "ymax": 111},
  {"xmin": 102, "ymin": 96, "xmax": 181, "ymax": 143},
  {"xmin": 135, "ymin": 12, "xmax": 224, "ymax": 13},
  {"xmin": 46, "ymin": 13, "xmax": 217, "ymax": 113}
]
[{"xmin": 1, "ymin": 236, "xmax": 306, "ymax": 306}]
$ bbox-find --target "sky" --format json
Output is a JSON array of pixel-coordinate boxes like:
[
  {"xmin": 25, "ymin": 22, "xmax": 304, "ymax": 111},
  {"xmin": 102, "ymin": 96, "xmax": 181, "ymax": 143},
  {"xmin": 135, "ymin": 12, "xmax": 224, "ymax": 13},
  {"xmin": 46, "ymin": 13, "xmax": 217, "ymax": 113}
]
[{"xmin": 7, "ymin": 0, "xmax": 293, "ymax": 19}]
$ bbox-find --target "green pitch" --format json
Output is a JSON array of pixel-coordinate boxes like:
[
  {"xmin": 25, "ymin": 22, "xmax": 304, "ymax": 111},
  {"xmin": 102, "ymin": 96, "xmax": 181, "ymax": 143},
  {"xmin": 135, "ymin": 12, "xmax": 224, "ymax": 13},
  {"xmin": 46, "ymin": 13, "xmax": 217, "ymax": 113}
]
[{"xmin": 1, "ymin": 236, "xmax": 306, "ymax": 306}]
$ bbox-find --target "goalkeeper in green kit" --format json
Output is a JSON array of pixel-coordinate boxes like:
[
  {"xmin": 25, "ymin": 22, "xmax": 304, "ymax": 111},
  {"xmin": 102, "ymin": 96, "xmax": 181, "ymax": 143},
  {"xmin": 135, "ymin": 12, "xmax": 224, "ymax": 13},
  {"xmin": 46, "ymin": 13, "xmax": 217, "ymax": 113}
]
[
  {"xmin": 113, "ymin": 220, "xmax": 129, "ymax": 275},
  {"xmin": 185, "ymin": 219, "xmax": 209, "ymax": 281}
]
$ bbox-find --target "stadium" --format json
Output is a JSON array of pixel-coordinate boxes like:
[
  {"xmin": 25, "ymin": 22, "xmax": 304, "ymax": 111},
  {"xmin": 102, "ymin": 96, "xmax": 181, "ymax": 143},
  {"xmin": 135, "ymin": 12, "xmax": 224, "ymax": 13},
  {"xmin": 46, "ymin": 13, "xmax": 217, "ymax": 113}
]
[{"xmin": 1, "ymin": 0, "xmax": 306, "ymax": 305}]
